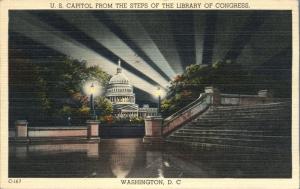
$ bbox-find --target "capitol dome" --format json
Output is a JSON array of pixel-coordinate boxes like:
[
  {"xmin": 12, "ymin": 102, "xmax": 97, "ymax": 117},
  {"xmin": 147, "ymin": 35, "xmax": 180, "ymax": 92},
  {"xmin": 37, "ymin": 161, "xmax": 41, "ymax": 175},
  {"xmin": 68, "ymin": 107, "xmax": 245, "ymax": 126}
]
[
  {"xmin": 109, "ymin": 70, "xmax": 129, "ymax": 85},
  {"xmin": 106, "ymin": 59, "xmax": 136, "ymax": 106},
  {"xmin": 105, "ymin": 59, "xmax": 158, "ymax": 118}
]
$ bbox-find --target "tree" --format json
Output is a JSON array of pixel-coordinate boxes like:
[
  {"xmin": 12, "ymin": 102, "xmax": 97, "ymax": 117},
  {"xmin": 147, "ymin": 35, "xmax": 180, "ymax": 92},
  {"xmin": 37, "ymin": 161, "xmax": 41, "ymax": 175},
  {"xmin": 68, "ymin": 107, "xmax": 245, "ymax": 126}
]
[
  {"xmin": 161, "ymin": 59, "xmax": 290, "ymax": 117},
  {"xmin": 9, "ymin": 49, "xmax": 52, "ymax": 127},
  {"xmin": 10, "ymin": 53, "xmax": 111, "ymax": 126},
  {"xmin": 94, "ymin": 96, "xmax": 113, "ymax": 122}
]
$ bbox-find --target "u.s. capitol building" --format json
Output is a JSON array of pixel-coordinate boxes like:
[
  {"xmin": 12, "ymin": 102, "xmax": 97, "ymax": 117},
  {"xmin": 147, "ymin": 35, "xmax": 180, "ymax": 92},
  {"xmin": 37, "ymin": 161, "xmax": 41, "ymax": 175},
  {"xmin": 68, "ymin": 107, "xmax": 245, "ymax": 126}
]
[{"xmin": 105, "ymin": 60, "xmax": 158, "ymax": 118}]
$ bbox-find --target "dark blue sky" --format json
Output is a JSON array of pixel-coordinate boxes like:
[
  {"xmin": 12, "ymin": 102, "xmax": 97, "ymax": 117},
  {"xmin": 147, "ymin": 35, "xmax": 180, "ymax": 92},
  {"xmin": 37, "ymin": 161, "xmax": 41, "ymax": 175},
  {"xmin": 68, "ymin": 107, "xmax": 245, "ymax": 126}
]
[{"xmin": 9, "ymin": 10, "xmax": 292, "ymax": 103}]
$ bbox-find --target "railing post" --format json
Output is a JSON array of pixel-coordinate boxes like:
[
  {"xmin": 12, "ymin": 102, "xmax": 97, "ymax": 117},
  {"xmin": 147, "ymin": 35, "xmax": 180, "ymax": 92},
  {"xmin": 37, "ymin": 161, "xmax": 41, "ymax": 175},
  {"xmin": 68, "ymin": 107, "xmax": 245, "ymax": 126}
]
[
  {"xmin": 143, "ymin": 116, "xmax": 164, "ymax": 144},
  {"xmin": 15, "ymin": 120, "xmax": 29, "ymax": 142},
  {"xmin": 87, "ymin": 143, "xmax": 100, "ymax": 158},
  {"xmin": 258, "ymin": 89, "xmax": 272, "ymax": 104},
  {"xmin": 205, "ymin": 86, "xmax": 221, "ymax": 106},
  {"xmin": 258, "ymin": 89, "xmax": 270, "ymax": 97},
  {"xmin": 86, "ymin": 120, "xmax": 100, "ymax": 142}
]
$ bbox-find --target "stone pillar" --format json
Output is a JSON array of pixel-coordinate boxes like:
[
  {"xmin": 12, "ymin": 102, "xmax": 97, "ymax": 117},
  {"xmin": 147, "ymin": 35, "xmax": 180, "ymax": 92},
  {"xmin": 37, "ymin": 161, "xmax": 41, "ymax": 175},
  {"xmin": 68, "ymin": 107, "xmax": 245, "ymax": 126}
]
[
  {"xmin": 258, "ymin": 90, "xmax": 271, "ymax": 98},
  {"xmin": 87, "ymin": 143, "xmax": 99, "ymax": 158},
  {"xmin": 86, "ymin": 120, "xmax": 100, "ymax": 142},
  {"xmin": 205, "ymin": 86, "xmax": 221, "ymax": 106},
  {"xmin": 15, "ymin": 120, "xmax": 28, "ymax": 142},
  {"xmin": 258, "ymin": 89, "xmax": 272, "ymax": 103},
  {"xmin": 143, "ymin": 116, "xmax": 164, "ymax": 144}
]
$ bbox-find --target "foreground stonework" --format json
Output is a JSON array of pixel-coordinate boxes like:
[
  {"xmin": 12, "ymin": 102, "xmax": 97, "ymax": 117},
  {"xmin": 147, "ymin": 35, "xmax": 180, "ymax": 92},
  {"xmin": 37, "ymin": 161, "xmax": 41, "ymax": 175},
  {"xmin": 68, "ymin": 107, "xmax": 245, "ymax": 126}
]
[
  {"xmin": 12, "ymin": 120, "xmax": 100, "ymax": 143},
  {"xmin": 143, "ymin": 116, "xmax": 164, "ymax": 143},
  {"xmin": 162, "ymin": 86, "xmax": 273, "ymax": 136}
]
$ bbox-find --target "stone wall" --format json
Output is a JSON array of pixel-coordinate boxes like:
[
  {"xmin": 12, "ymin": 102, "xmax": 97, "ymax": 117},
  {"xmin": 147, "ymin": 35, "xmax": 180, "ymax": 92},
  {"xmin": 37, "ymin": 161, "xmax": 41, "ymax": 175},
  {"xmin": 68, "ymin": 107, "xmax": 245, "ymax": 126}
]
[
  {"xmin": 28, "ymin": 127, "xmax": 87, "ymax": 137},
  {"xmin": 220, "ymin": 90, "xmax": 272, "ymax": 106},
  {"xmin": 11, "ymin": 120, "xmax": 100, "ymax": 143}
]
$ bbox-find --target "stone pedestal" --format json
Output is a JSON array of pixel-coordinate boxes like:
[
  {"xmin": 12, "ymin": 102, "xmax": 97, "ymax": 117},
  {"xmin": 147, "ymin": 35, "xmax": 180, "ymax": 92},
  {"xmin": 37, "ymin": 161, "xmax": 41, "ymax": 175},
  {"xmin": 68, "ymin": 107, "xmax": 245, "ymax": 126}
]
[
  {"xmin": 87, "ymin": 143, "xmax": 100, "ymax": 158},
  {"xmin": 15, "ymin": 120, "xmax": 29, "ymax": 142},
  {"xmin": 258, "ymin": 90, "xmax": 272, "ymax": 98},
  {"xmin": 205, "ymin": 86, "xmax": 221, "ymax": 106},
  {"xmin": 143, "ymin": 116, "xmax": 164, "ymax": 144},
  {"xmin": 86, "ymin": 120, "xmax": 100, "ymax": 142},
  {"xmin": 257, "ymin": 89, "xmax": 272, "ymax": 104}
]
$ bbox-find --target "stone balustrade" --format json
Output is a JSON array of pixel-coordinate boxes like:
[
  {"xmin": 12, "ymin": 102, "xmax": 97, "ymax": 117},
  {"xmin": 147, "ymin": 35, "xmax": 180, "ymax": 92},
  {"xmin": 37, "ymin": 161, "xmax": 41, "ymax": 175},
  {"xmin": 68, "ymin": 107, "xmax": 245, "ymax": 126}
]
[{"xmin": 12, "ymin": 120, "xmax": 100, "ymax": 143}]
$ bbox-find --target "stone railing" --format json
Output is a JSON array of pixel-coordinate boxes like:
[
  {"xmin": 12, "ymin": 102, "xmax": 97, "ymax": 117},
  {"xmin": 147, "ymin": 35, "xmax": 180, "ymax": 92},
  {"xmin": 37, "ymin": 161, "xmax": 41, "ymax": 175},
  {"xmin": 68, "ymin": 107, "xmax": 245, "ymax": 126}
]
[
  {"xmin": 11, "ymin": 120, "xmax": 100, "ymax": 143},
  {"xmin": 220, "ymin": 89, "xmax": 273, "ymax": 106},
  {"xmin": 27, "ymin": 126, "xmax": 87, "ymax": 137},
  {"xmin": 162, "ymin": 92, "xmax": 212, "ymax": 136}
]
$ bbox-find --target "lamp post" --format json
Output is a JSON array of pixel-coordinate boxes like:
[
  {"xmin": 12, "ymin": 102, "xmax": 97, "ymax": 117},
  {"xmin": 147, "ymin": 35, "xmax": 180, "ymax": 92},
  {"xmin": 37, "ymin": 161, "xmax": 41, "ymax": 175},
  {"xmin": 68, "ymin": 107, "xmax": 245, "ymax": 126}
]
[
  {"xmin": 90, "ymin": 83, "xmax": 96, "ymax": 120},
  {"xmin": 156, "ymin": 87, "xmax": 161, "ymax": 116}
]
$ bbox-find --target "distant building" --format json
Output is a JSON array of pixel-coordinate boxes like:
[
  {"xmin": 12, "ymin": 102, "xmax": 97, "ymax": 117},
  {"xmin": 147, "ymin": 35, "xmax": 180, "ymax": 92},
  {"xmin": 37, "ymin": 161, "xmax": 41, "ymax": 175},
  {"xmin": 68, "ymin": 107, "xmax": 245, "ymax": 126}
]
[
  {"xmin": 105, "ymin": 60, "xmax": 158, "ymax": 118},
  {"xmin": 138, "ymin": 104, "xmax": 158, "ymax": 117}
]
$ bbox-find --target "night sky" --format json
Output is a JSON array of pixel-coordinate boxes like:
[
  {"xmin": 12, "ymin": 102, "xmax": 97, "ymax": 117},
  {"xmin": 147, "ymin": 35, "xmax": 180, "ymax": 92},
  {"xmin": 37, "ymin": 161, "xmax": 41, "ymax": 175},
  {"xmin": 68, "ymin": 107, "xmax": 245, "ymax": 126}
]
[{"xmin": 9, "ymin": 10, "xmax": 292, "ymax": 103}]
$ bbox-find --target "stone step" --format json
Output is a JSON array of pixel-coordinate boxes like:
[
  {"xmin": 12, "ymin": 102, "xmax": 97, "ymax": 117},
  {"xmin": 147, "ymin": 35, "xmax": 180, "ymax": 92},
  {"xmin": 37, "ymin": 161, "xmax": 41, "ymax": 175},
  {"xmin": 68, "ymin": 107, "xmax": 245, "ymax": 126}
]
[
  {"xmin": 169, "ymin": 133, "xmax": 290, "ymax": 141},
  {"xmin": 213, "ymin": 107, "xmax": 290, "ymax": 112},
  {"xmin": 167, "ymin": 135, "xmax": 290, "ymax": 148},
  {"xmin": 171, "ymin": 132, "xmax": 290, "ymax": 140},
  {"xmin": 175, "ymin": 129, "xmax": 290, "ymax": 136},
  {"xmin": 203, "ymin": 114, "xmax": 291, "ymax": 122},
  {"xmin": 188, "ymin": 119, "xmax": 291, "ymax": 124},
  {"xmin": 165, "ymin": 145, "xmax": 291, "ymax": 160},
  {"xmin": 186, "ymin": 122, "xmax": 290, "ymax": 129},
  {"xmin": 214, "ymin": 103, "xmax": 290, "ymax": 110},
  {"xmin": 212, "ymin": 108, "xmax": 289, "ymax": 114},
  {"xmin": 166, "ymin": 102, "xmax": 291, "ymax": 153},
  {"xmin": 187, "ymin": 123, "xmax": 290, "ymax": 129},
  {"xmin": 190, "ymin": 118, "xmax": 290, "ymax": 125},
  {"xmin": 186, "ymin": 125, "xmax": 291, "ymax": 131},
  {"xmin": 201, "ymin": 112, "xmax": 290, "ymax": 119},
  {"xmin": 165, "ymin": 140, "xmax": 288, "ymax": 153},
  {"xmin": 196, "ymin": 110, "xmax": 289, "ymax": 117}
]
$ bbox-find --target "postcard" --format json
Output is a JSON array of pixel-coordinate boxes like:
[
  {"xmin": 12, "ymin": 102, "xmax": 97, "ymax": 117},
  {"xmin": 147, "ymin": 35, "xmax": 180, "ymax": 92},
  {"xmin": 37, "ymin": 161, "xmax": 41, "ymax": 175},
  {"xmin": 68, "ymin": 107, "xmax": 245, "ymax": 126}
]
[{"xmin": 0, "ymin": 0, "xmax": 299, "ymax": 188}]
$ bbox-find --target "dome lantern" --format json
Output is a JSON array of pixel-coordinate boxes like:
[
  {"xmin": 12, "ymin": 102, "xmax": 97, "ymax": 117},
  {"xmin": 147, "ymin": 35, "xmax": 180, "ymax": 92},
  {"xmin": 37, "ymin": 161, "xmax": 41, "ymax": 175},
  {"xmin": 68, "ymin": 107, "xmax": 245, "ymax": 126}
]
[
  {"xmin": 109, "ymin": 59, "xmax": 130, "ymax": 85},
  {"xmin": 117, "ymin": 59, "xmax": 122, "ymax": 74}
]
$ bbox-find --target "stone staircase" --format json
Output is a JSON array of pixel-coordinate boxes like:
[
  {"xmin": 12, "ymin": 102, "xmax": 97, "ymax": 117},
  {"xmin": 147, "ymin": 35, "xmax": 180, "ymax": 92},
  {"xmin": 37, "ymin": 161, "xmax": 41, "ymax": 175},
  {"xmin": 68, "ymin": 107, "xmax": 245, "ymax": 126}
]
[{"xmin": 166, "ymin": 102, "xmax": 291, "ymax": 153}]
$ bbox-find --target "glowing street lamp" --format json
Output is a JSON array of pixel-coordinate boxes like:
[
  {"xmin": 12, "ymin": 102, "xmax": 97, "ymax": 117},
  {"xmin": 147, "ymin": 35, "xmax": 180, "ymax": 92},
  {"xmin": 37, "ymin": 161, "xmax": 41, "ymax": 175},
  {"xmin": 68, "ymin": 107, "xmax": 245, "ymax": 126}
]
[
  {"xmin": 156, "ymin": 87, "xmax": 162, "ymax": 116},
  {"xmin": 90, "ymin": 83, "xmax": 96, "ymax": 120}
]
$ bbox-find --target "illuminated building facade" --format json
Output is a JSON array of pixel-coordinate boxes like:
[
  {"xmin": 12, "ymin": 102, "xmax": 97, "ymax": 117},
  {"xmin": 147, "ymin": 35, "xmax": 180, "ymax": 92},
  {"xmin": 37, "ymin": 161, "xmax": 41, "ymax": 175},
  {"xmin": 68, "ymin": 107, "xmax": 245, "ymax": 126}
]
[{"xmin": 106, "ymin": 60, "xmax": 158, "ymax": 118}]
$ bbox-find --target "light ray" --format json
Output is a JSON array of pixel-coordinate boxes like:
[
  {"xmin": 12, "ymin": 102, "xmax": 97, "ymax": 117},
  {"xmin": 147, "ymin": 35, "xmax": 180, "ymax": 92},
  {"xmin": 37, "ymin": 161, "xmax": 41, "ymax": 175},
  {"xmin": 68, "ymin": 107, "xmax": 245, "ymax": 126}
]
[
  {"xmin": 194, "ymin": 13, "xmax": 206, "ymax": 65},
  {"xmin": 106, "ymin": 12, "xmax": 178, "ymax": 79},
  {"xmin": 10, "ymin": 13, "xmax": 166, "ymax": 99},
  {"xmin": 137, "ymin": 13, "xmax": 184, "ymax": 74},
  {"xmin": 59, "ymin": 12, "xmax": 170, "ymax": 87}
]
